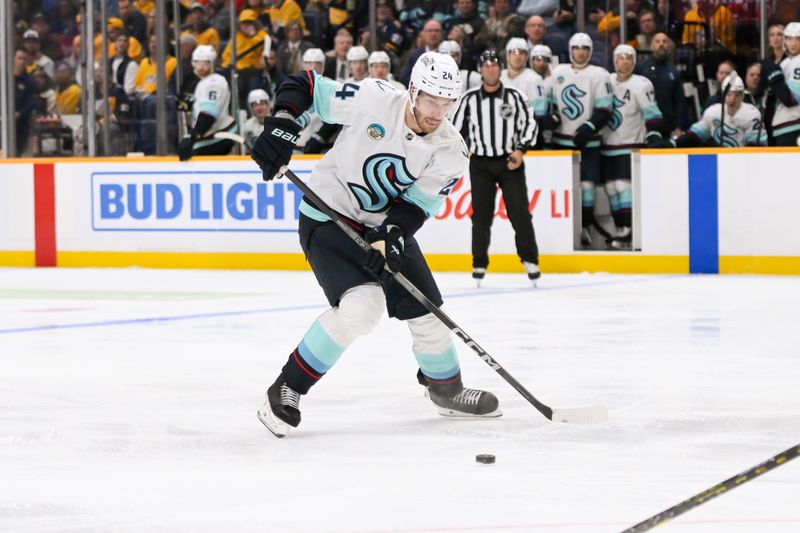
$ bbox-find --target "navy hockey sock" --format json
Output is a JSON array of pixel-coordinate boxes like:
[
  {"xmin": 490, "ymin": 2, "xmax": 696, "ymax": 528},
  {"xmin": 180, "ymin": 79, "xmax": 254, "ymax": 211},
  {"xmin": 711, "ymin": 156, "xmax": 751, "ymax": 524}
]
[{"xmin": 282, "ymin": 348, "xmax": 325, "ymax": 394}]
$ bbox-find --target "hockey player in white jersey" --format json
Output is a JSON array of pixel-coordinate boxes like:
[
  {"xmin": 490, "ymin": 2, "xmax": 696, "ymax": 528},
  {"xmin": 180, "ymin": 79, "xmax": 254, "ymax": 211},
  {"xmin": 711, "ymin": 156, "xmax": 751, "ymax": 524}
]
[
  {"xmin": 530, "ymin": 44, "xmax": 553, "ymax": 79},
  {"xmin": 177, "ymin": 45, "xmax": 236, "ymax": 161},
  {"xmin": 547, "ymin": 33, "xmax": 615, "ymax": 246},
  {"xmin": 345, "ymin": 45, "xmax": 370, "ymax": 83},
  {"xmin": 438, "ymin": 40, "xmax": 481, "ymax": 93},
  {"xmin": 251, "ymin": 52, "xmax": 500, "ymax": 438},
  {"xmin": 368, "ymin": 50, "xmax": 405, "ymax": 91},
  {"xmin": 764, "ymin": 22, "xmax": 800, "ymax": 146},
  {"xmin": 670, "ymin": 73, "xmax": 766, "ymax": 148},
  {"xmin": 502, "ymin": 37, "xmax": 550, "ymax": 147},
  {"xmin": 241, "ymin": 89, "xmax": 270, "ymax": 152},
  {"xmin": 602, "ymin": 45, "xmax": 665, "ymax": 249}
]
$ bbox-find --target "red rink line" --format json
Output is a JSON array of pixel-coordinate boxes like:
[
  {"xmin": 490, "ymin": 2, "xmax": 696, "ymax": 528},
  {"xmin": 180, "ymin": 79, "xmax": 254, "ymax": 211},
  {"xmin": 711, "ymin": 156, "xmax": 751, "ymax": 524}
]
[
  {"xmin": 342, "ymin": 517, "xmax": 800, "ymax": 533},
  {"xmin": 33, "ymin": 162, "xmax": 57, "ymax": 267}
]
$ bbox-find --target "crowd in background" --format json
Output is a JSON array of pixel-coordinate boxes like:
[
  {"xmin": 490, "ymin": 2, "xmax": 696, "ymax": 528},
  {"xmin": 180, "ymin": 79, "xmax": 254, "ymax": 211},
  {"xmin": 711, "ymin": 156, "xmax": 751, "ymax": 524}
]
[{"xmin": 6, "ymin": 0, "xmax": 800, "ymax": 157}]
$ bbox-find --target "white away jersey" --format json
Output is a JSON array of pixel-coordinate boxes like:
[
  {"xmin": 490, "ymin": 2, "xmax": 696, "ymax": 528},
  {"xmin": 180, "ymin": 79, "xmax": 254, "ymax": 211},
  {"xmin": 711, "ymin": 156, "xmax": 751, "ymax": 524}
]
[
  {"xmin": 299, "ymin": 73, "xmax": 469, "ymax": 228},
  {"xmin": 547, "ymin": 64, "xmax": 614, "ymax": 148},
  {"xmin": 602, "ymin": 73, "xmax": 662, "ymax": 153},
  {"xmin": 501, "ymin": 68, "xmax": 548, "ymax": 118},
  {"xmin": 690, "ymin": 102, "xmax": 766, "ymax": 147},
  {"xmin": 192, "ymin": 73, "xmax": 234, "ymax": 142},
  {"xmin": 772, "ymin": 54, "xmax": 800, "ymax": 136}
]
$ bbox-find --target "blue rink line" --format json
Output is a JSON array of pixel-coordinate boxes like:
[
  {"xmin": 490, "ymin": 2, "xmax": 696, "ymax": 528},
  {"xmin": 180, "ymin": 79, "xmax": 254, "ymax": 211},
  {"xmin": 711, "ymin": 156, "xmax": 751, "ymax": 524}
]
[{"xmin": 0, "ymin": 275, "xmax": 673, "ymax": 335}]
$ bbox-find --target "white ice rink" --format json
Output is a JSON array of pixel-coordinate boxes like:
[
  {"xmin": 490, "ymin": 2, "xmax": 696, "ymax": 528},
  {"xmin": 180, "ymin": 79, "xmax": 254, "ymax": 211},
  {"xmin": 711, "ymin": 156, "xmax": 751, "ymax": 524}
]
[{"xmin": 1, "ymin": 267, "xmax": 798, "ymax": 533}]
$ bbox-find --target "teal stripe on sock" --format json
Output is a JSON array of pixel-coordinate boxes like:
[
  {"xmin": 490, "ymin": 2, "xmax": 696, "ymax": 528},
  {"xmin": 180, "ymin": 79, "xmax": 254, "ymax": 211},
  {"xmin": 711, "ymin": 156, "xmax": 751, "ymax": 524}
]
[
  {"xmin": 414, "ymin": 346, "xmax": 459, "ymax": 380},
  {"xmin": 581, "ymin": 187, "xmax": 595, "ymax": 207},
  {"xmin": 297, "ymin": 319, "xmax": 345, "ymax": 374},
  {"xmin": 619, "ymin": 188, "xmax": 632, "ymax": 209}
]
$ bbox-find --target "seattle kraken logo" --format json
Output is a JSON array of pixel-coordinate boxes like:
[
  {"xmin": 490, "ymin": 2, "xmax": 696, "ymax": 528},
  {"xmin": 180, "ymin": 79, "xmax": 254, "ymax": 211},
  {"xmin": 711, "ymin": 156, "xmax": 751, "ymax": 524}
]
[
  {"xmin": 712, "ymin": 123, "xmax": 739, "ymax": 147},
  {"xmin": 348, "ymin": 154, "xmax": 416, "ymax": 213},
  {"xmin": 561, "ymin": 84, "xmax": 586, "ymax": 120},
  {"xmin": 608, "ymin": 96, "xmax": 625, "ymax": 131}
]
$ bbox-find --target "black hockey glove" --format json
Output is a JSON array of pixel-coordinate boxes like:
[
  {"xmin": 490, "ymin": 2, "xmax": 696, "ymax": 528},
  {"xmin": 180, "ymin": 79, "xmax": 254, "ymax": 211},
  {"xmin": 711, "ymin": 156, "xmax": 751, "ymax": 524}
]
[
  {"xmin": 573, "ymin": 122, "xmax": 596, "ymax": 149},
  {"xmin": 251, "ymin": 116, "xmax": 301, "ymax": 181},
  {"xmin": 364, "ymin": 224, "xmax": 405, "ymax": 280},
  {"xmin": 178, "ymin": 137, "xmax": 194, "ymax": 161},
  {"xmin": 765, "ymin": 64, "xmax": 784, "ymax": 88}
]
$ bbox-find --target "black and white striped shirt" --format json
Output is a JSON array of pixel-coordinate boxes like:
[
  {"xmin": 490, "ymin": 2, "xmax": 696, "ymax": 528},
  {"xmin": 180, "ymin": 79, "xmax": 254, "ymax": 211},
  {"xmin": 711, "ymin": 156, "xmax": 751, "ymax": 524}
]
[{"xmin": 452, "ymin": 84, "xmax": 538, "ymax": 157}]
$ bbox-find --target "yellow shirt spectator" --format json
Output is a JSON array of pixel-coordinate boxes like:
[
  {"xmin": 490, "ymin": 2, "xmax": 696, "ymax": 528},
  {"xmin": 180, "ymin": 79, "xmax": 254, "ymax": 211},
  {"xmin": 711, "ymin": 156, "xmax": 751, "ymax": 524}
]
[
  {"xmin": 134, "ymin": 55, "xmax": 177, "ymax": 96},
  {"xmin": 181, "ymin": 26, "xmax": 221, "ymax": 53},
  {"xmin": 265, "ymin": 0, "xmax": 308, "ymax": 35},
  {"xmin": 134, "ymin": 1, "xmax": 155, "ymax": 14},
  {"xmin": 56, "ymin": 83, "xmax": 81, "ymax": 114},
  {"xmin": 94, "ymin": 33, "xmax": 143, "ymax": 62},
  {"xmin": 222, "ymin": 29, "xmax": 268, "ymax": 70},
  {"xmin": 682, "ymin": 5, "xmax": 736, "ymax": 53}
]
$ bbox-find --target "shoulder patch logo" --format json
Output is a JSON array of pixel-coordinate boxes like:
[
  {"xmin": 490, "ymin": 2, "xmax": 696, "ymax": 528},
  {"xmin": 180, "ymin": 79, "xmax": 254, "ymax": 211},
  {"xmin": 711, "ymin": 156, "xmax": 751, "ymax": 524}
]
[{"xmin": 367, "ymin": 123, "xmax": 385, "ymax": 140}]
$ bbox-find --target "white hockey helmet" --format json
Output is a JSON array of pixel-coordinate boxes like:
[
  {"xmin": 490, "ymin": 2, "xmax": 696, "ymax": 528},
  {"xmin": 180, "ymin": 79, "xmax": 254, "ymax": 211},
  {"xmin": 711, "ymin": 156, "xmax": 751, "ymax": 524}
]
[
  {"xmin": 505, "ymin": 37, "xmax": 529, "ymax": 56},
  {"xmin": 613, "ymin": 44, "xmax": 637, "ymax": 74},
  {"xmin": 438, "ymin": 40, "xmax": 461, "ymax": 56},
  {"xmin": 569, "ymin": 32, "xmax": 593, "ymax": 66},
  {"xmin": 247, "ymin": 88, "xmax": 270, "ymax": 106},
  {"xmin": 721, "ymin": 72, "xmax": 744, "ymax": 93},
  {"xmin": 368, "ymin": 50, "xmax": 391, "ymax": 66},
  {"xmin": 346, "ymin": 45, "xmax": 369, "ymax": 62},
  {"xmin": 409, "ymin": 51, "xmax": 462, "ymax": 106},
  {"xmin": 192, "ymin": 44, "xmax": 217, "ymax": 63},
  {"xmin": 784, "ymin": 22, "xmax": 800, "ymax": 39},
  {"xmin": 302, "ymin": 47, "xmax": 325, "ymax": 63},
  {"xmin": 530, "ymin": 44, "xmax": 552, "ymax": 60}
]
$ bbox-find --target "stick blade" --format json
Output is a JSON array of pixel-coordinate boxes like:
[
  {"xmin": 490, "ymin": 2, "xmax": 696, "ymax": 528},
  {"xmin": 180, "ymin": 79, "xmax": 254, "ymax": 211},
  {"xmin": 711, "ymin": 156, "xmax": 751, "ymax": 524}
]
[{"xmin": 550, "ymin": 405, "xmax": 608, "ymax": 424}]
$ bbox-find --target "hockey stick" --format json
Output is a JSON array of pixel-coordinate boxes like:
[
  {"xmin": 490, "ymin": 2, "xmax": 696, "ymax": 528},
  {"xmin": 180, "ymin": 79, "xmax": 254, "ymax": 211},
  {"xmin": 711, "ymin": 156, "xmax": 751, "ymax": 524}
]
[
  {"xmin": 276, "ymin": 165, "xmax": 608, "ymax": 424},
  {"xmin": 718, "ymin": 74, "xmax": 733, "ymax": 147},
  {"xmin": 214, "ymin": 130, "xmax": 247, "ymax": 145},
  {"xmin": 621, "ymin": 443, "xmax": 800, "ymax": 533}
]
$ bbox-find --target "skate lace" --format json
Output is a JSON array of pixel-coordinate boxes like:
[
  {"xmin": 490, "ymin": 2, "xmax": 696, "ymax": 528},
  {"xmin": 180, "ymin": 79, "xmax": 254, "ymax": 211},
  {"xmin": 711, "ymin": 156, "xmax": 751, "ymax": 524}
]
[
  {"xmin": 452, "ymin": 388, "xmax": 482, "ymax": 406},
  {"xmin": 280, "ymin": 384, "xmax": 301, "ymax": 409}
]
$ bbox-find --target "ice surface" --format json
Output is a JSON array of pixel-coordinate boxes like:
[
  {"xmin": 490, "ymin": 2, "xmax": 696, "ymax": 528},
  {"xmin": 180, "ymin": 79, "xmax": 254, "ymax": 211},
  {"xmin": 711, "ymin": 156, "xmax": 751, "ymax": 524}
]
[{"xmin": 1, "ymin": 268, "xmax": 798, "ymax": 532}]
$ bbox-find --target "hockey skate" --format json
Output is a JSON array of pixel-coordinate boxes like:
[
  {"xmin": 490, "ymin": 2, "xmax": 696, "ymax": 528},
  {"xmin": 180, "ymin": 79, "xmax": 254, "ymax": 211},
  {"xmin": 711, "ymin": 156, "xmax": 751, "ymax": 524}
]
[
  {"xmin": 417, "ymin": 371, "xmax": 502, "ymax": 418},
  {"xmin": 580, "ymin": 227, "xmax": 592, "ymax": 247},
  {"xmin": 610, "ymin": 227, "xmax": 632, "ymax": 250},
  {"xmin": 523, "ymin": 261, "xmax": 541, "ymax": 285},
  {"xmin": 472, "ymin": 268, "xmax": 486, "ymax": 288},
  {"xmin": 257, "ymin": 374, "xmax": 302, "ymax": 438}
]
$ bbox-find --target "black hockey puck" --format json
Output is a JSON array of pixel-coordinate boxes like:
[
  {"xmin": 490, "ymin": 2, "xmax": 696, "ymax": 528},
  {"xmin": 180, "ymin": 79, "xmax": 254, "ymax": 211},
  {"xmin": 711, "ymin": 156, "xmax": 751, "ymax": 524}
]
[{"xmin": 476, "ymin": 454, "xmax": 496, "ymax": 464}]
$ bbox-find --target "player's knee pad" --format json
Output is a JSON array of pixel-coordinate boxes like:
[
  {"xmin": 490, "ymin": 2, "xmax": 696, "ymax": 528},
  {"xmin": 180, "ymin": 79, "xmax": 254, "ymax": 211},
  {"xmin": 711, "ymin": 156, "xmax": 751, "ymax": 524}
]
[
  {"xmin": 320, "ymin": 284, "xmax": 385, "ymax": 345},
  {"xmin": 580, "ymin": 181, "xmax": 595, "ymax": 207},
  {"xmin": 407, "ymin": 313, "xmax": 453, "ymax": 355}
]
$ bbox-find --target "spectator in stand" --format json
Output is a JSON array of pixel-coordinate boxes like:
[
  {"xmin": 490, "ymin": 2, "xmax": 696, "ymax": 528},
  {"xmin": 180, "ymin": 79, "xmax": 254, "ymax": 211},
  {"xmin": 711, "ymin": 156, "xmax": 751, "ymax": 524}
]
[
  {"xmin": 133, "ymin": 33, "xmax": 177, "ymax": 99},
  {"xmin": 14, "ymin": 48, "xmax": 36, "ymax": 156},
  {"xmin": 682, "ymin": 0, "xmax": 735, "ymax": 54},
  {"xmin": 112, "ymin": 33, "xmax": 140, "ymax": 96},
  {"xmin": 29, "ymin": 12, "xmax": 62, "ymax": 61},
  {"xmin": 323, "ymin": 30, "xmax": 353, "ymax": 82},
  {"xmin": 517, "ymin": 0, "xmax": 558, "ymax": 19},
  {"xmin": 55, "ymin": 61, "xmax": 81, "ymax": 115},
  {"xmin": 276, "ymin": 19, "xmax": 313, "ymax": 74},
  {"xmin": 368, "ymin": 50, "xmax": 406, "ymax": 90},
  {"xmin": 449, "ymin": 0, "xmax": 484, "ymax": 42},
  {"xmin": 446, "ymin": 25, "xmax": 477, "ymax": 70},
  {"xmin": 399, "ymin": 19, "xmax": 444, "ymax": 87},
  {"xmin": 398, "ymin": 0, "xmax": 453, "ymax": 35},
  {"xmin": 206, "ymin": 0, "xmax": 232, "ymax": 41},
  {"xmin": 222, "ymin": 9, "xmax": 268, "ymax": 104},
  {"xmin": 22, "ymin": 30, "xmax": 56, "ymax": 79},
  {"xmin": 32, "ymin": 70, "xmax": 57, "ymax": 117},
  {"xmin": 118, "ymin": 0, "xmax": 147, "ymax": 44},
  {"xmin": 345, "ymin": 46, "xmax": 369, "ymax": 83},
  {"xmin": 597, "ymin": 0, "xmax": 643, "ymax": 43},
  {"xmin": 744, "ymin": 63, "xmax": 762, "ymax": 105},
  {"xmin": 632, "ymin": 9, "xmax": 659, "ymax": 57},
  {"xmin": 48, "ymin": 0, "xmax": 80, "ymax": 57},
  {"xmin": 134, "ymin": 0, "xmax": 154, "ymax": 15},
  {"xmin": 373, "ymin": 0, "xmax": 410, "ymax": 72},
  {"xmin": 635, "ymin": 32, "xmax": 685, "ymax": 138},
  {"xmin": 523, "ymin": 15, "xmax": 562, "ymax": 61},
  {"xmin": 183, "ymin": 3, "xmax": 221, "ymax": 53},
  {"xmin": 265, "ymin": 0, "xmax": 308, "ymax": 38},
  {"xmin": 245, "ymin": 0, "xmax": 271, "ymax": 27},
  {"xmin": 703, "ymin": 60, "xmax": 756, "ymax": 110},
  {"xmin": 473, "ymin": 0, "xmax": 525, "ymax": 59},
  {"xmin": 105, "ymin": 18, "xmax": 143, "ymax": 62},
  {"xmin": 262, "ymin": 48, "xmax": 287, "ymax": 97},
  {"xmin": 758, "ymin": 24, "xmax": 785, "ymax": 97}
]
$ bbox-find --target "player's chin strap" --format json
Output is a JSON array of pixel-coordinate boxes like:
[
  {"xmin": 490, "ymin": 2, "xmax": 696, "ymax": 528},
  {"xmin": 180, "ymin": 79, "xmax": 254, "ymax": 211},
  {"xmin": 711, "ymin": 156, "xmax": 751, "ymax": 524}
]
[{"xmin": 274, "ymin": 165, "xmax": 608, "ymax": 425}]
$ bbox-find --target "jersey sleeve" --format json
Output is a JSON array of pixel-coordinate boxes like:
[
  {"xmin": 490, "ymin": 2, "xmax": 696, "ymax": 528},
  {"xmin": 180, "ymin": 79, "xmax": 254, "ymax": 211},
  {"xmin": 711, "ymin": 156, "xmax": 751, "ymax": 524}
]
[
  {"xmin": 311, "ymin": 76, "xmax": 395, "ymax": 126},
  {"xmin": 397, "ymin": 138, "xmax": 469, "ymax": 219},
  {"xmin": 636, "ymin": 78, "xmax": 664, "ymax": 137},
  {"xmin": 530, "ymin": 76, "xmax": 549, "ymax": 119},
  {"xmin": 689, "ymin": 106, "xmax": 714, "ymax": 141},
  {"xmin": 593, "ymin": 71, "xmax": 615, "ymax": 113},
  {"xmin": 742, "ymin": 107, "xmax": 767, "ymax": 146}
]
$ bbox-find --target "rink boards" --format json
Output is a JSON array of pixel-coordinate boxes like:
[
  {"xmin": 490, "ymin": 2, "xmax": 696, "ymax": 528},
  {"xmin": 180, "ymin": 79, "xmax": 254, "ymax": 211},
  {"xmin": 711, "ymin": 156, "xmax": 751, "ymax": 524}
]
[{"xmin": 1, "ymin": 148, "xmax": 799, "ymax": 274}]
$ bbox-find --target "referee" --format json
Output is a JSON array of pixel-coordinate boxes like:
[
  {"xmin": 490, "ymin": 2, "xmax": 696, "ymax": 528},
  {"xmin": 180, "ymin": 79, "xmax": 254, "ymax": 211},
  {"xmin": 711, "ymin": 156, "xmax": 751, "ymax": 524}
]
[{"xmin": 452, "ymin": 49, "xmax": 541, "ymax": 286}]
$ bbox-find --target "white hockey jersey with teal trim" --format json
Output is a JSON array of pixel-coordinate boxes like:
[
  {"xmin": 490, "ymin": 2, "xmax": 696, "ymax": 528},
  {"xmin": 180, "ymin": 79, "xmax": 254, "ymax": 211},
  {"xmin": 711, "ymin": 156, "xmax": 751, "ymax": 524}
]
[
  {"xmin": 602, "ymin": 73, "xmax": 662, "ymax": 154},
  {"xmin": 547, "ymin": 64, "xmax": 614, "ymax": 148},
  {"xmin": 299, "ymin": 73, "xmax": 469, "ymax": 228},
  {"xmin": 772, "ymin": 54, "xmax": 800, "ymax": 136},
  {"xmin": 192, "ymin": 73, "xmax": 234, "ymax": 146},
  {"xmin": 501, "ymin": 68, "xmax": 548, "ymax": 118},
  {"xmin": 690, "ymin": 102, "xmax": 766, "ymax": 147}
]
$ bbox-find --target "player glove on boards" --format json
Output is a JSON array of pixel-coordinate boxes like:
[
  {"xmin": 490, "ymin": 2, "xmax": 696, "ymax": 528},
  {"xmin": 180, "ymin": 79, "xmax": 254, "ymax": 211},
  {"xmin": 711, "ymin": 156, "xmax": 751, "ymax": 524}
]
[
  {"xmin": 251, "ymin": 116, "xmax": 301, "ymax": 181},
  {"xmin": 573, "ymin": 122, "xmax": 596, "ymax": 149},
  {"xmin": 364, "ymin": 224, "xmax": 405, "ymax": 279}
]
